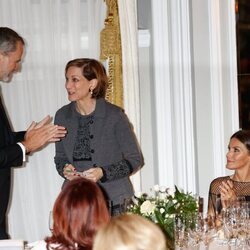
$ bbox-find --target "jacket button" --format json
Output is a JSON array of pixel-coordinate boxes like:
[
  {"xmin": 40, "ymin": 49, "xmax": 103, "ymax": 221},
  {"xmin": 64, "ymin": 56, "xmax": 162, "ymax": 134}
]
[
  {"xmin": 90, "ymin": 135, "xmax": 94, "ymax": 139},
  {"xmin": 91, "ymin": 149, "xmax": 95, "ymax": 153}
]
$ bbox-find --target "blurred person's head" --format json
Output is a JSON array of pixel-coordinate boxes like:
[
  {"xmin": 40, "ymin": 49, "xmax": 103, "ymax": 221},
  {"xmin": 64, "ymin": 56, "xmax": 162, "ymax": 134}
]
[
  {"xmin": 93, "ymin": 214, "xmax": 167, "ymax": 250},
  {"xmin": 0, "ymin": 27, "xmax": 25, "ymax": 82},
  {"xmin": 65, "ymin": 58, "xmax": 108, "ymax": 102},
  {"xmin": 46, "ymin": 178, "xmax": 110, "ymax": 250}
]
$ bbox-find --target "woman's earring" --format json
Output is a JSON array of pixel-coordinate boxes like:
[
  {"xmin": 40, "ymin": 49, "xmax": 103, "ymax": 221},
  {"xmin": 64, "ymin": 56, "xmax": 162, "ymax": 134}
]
[{"xmin": 89, "ymin": 88, "xmax": 93, "ymax": 96}]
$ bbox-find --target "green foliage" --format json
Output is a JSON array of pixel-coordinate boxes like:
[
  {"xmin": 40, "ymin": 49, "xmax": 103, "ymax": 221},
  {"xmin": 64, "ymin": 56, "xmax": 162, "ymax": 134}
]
[{"xmin": 127, "ymin": 185, "xmax": 198, "ymax": 248}]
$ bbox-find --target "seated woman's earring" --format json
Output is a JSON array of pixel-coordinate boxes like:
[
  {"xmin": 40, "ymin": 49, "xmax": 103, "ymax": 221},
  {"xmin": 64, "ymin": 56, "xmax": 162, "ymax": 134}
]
[{"xmin": 89, "ymin": 88, "xmax": 93, "ymax": 96}]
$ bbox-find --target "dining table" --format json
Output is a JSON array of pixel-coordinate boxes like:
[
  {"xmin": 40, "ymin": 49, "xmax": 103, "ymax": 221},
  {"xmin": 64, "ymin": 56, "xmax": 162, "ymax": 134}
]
[{"xmin": 176, "ymin": 240, "xmax": 243, "ymax": 250}]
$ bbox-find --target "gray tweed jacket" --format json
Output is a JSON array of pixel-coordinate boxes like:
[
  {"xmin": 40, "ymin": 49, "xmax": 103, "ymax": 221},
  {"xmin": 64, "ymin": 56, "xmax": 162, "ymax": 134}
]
[{"xmin": 54, "ymin": 98, "xmax": 144, "ymax": 205}]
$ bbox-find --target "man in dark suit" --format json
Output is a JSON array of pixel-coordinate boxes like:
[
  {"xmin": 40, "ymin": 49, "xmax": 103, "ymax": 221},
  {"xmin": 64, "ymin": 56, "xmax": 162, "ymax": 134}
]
[{"xmin": 0, "ymin": 27, "xmax": 66, "ymax": 239}]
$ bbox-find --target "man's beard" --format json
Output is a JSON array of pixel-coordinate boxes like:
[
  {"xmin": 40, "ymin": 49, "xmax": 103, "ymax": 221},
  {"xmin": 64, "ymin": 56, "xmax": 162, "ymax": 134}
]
[
  {"xmin": 0, "ymin": 57, "xmax": 13, "ymax": 82},
  {"xmin": 1, "ymin": 74, "xmax": 12, "ymax": 83}
]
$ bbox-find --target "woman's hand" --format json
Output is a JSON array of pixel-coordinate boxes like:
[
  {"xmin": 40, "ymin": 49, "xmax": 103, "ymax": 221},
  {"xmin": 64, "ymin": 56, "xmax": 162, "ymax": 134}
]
[
  {"xmin": 63, "ymin": 164, "xmax": 80, "ymax": 180},
  {"xmin": 219, "ymin": 180, "xmax": 236, "ymax": 207},
  {"xmin": 82, "ymin": 167, "xmax": 103, "ymax": 182}
]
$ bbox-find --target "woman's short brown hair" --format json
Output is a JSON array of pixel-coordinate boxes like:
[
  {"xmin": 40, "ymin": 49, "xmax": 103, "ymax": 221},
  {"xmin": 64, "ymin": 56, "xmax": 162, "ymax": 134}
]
[{"xmin": 65, "ymin": 58, "xmax": 108, "ymax": 99}]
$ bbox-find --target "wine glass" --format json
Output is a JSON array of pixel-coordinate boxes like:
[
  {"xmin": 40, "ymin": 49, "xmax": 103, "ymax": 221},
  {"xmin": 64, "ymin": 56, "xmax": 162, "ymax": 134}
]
[
  {"xmin": 106, "ymin": 200, "xmax": 113, "ymax": 216},
  {"xmin": 235, "ymin": 200, "xmax": 249, "ymax": 248},
  {"xmin": 236, "ymin": 196, "xmax": 246, "ymax": 204},
  {"xmin": 215, "ymin": 195, "xmax": 224, "ymax": 229},
  {"xmin": 187, "ymin": 214, "xmax": 204, "ymax": 247},
  {"xmin": 215, "ymin": 195, "xmax": 221, "ymax": 213},
  {"xmin": 119, "ymin": 197, "xmax": 134, "ymax": 214},
  {"xmin": 175, "ymin": 215, "xmax": 187, "ymax": 248},
  {"xmin": 48, "ymin": 211, "xmax": 53, "ymax": 233},
  {"xmin": 201, "ymin": 216, "xmax": 216, "ymax": 249}
]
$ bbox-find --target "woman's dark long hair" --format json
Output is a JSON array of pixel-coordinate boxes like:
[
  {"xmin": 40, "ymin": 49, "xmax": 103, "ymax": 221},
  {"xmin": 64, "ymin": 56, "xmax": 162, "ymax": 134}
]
[
  {"xmin": 45, "ymin": 178, "xmax": 110, "ymax": 250},
  {"xmin": 231, "ymin": 130, "xmax": 250, "ymax": 153}
]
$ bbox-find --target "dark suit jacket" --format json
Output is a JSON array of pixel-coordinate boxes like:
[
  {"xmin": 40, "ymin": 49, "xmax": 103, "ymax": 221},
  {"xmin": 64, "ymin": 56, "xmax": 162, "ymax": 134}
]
[
  {"xmin": 0, "ymin": 97, "xmax": 25, "ymax": 169},
  {"xmin": 0, "ymin": 96, "xmax": 25, "ymax": 238}
]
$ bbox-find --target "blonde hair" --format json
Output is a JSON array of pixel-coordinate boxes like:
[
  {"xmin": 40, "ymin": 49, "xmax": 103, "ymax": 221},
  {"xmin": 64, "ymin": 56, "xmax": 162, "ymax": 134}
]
[{"xmin": 93, "ymin": 214, "xmax": 167, "ymax": 250}]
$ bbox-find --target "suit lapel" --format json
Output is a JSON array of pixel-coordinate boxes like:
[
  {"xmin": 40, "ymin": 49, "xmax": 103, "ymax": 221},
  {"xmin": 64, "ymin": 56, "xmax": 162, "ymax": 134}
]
[
  {"xmin": 0, "ymin": 96, "xmax": 11, "ymax": 131},
  {"xmin": 63, "ymin": 114, "xmax": 79, "ymax": 162},
  {"xmin": 0, "ymin": 95, "xmax": 13, "ymax": 147}
]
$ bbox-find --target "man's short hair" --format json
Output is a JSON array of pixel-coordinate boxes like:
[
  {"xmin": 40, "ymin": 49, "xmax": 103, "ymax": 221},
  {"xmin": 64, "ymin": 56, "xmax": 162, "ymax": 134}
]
[{"xmin": 0, "ymin": 27, "xmax": 25, "ymax": 54}]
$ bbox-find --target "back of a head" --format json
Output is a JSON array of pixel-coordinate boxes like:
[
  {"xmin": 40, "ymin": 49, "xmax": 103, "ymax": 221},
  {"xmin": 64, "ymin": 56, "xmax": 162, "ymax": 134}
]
[
  {"xmin": 93, "ymin": 214, "xmax": 167, "ymax": 250},
  {"xmin": 46, "ymin": 178, "xmax": 110, "ymax": 249},
  {"xmin": 0, "ymin": 27, "xmax": 24, "ymax": 53}
]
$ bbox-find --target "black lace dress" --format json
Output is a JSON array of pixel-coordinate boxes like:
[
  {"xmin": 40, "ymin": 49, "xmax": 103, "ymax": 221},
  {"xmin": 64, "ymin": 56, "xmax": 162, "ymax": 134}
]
[{"xmin": 208, "ymin": 176, "xmax": 250, "ymax": 215}]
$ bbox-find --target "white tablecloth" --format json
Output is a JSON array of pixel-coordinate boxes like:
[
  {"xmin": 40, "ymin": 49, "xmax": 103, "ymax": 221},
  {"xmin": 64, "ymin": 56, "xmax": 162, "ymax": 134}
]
[
  {"xmin": 0, "ymin": 239, "xmax": 24, "ymax": 249},
  {"xmin": 176, "ymin": 240, "xmax": 232, "ymax": 249}
]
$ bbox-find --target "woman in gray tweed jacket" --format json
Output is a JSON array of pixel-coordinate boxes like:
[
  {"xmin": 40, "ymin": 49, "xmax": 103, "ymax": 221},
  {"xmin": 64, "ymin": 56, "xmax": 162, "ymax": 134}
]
[{"xmin": 54, "ymin": 58, "xmax": 144, "ymax": 215}]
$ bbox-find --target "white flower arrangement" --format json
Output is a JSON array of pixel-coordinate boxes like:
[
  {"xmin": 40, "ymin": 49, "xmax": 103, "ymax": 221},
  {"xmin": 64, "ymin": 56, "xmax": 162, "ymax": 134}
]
[
  {"xmin": 127, "ymin": 185, "xmax": 198, "ymax": 249},
  {"xmin": 140, "ymin": 200, "xmax": 156, "ymax": 215}
]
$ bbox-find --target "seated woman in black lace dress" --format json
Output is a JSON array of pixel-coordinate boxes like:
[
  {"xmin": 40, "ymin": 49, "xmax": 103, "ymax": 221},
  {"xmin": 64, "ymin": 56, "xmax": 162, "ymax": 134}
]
[{"xmin": 208, "ymin": 129, "xmax": 250, "ymax": 216}]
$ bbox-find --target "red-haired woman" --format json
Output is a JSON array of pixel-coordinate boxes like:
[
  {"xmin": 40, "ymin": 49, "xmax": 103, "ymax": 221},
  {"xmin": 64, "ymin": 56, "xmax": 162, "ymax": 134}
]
[{"xmin": 32, "ymin": 178, "xmax": 110, "ymax": 250}]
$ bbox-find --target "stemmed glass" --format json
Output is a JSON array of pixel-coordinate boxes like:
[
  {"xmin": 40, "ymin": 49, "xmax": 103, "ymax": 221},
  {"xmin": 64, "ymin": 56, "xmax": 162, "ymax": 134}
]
[
  {"xmin": 119, "ymin": 197, "xmax": 134, "ymax": 214},
  {"xmin": 201, "ymin": 216, "xmax": 216, "ymax": 249},
  {"xmin": 48, "ymin": 211, "xmax": 53, "ymax": 233},
  {"xmin": 234, "ymin": 199, "xmax": 249, "ymax": 248},
  {"xmin": 214, "ymin": 195, "xmax": 223, "ymax": 229},
  {"xmin": 106, "ymin": 200, "xmax": 113, "ymax": 215},
  {"xmin": 175, "ymin": 215, "xmax": 187, "ymax": 248},
  {"xmin": 215, "ymin": 195, "xmax": 228, "ymax": 226},
  {"xmin": 216, "ymin": 197, "xmax": 246, "ymax": 247},
  {"xmin": 187, "ymin": 214, "xmax": 204, "ymax": 247}
]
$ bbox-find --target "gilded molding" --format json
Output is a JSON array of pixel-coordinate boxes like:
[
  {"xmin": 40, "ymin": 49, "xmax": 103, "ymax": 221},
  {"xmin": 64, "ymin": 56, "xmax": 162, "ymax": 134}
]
[{"xmin": 100, "ymin": 0, "xmax": 123, "ymax": 108}]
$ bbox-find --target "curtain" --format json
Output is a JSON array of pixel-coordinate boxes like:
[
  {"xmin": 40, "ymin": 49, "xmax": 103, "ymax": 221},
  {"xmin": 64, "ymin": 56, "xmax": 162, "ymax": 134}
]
[
  {"xmin": 0, "ymin": 0, "xmax": 105, "ymax": 242},
  {"xmin": 118, "ymin": 0, "xmax": 142, "ymax": 192}
]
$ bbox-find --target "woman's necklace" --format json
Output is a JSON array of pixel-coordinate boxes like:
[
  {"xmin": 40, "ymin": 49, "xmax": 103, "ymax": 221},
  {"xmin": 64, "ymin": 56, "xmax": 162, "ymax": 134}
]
[{"xmin": 76, "ymin": 101, "xmax": 96, "ymax": 115}]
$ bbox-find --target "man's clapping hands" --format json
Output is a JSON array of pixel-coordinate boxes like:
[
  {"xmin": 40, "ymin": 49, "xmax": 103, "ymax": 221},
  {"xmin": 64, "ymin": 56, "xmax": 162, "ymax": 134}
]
[{"xmin": 22, "ymin": 115, "xmax": 66, "ymax": 153}]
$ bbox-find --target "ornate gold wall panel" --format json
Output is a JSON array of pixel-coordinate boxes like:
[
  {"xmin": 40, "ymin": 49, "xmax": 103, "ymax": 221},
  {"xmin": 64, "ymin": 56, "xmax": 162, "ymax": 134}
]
[{"xmin": 100, "ymin": 0, "xmax": 123, "ymax": 108}]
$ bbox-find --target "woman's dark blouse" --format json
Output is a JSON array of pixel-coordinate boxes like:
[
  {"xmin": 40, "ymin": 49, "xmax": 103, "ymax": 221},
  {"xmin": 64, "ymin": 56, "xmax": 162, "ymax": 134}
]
[{"xmin": 208, "ymin": 176, "xmax": 250, "ymax": 215}]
